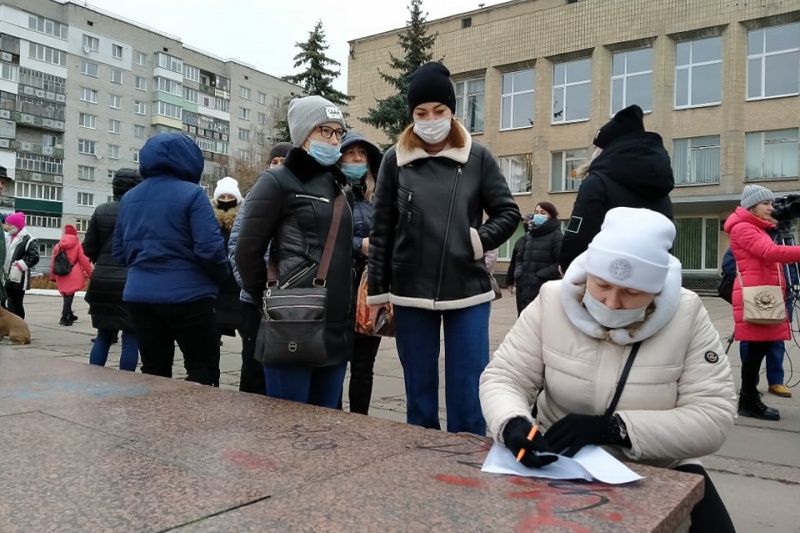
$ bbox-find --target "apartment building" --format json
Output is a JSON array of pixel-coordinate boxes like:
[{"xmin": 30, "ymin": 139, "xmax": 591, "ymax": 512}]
[
  {"xmin": 0, "ymin": 0, "xmax": 297, "ymax": 269},
  {"xmin": 346, "ymin": 0, "xmax": 800, "ymax": 286}
]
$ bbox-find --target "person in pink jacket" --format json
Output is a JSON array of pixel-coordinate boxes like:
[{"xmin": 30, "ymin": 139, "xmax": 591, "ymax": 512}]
[
  {"xmin": 724, "ymin": 184, "xmax": 800, "ymax": 421},
  {"xmin": 50, "ymin": 225, "xmax": 92, "ymax": 326}
]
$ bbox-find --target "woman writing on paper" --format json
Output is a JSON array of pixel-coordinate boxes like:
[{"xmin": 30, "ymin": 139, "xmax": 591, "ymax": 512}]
[{"xmin": 480, "ymin": 208, "xmax": 736, "ymax": 533}]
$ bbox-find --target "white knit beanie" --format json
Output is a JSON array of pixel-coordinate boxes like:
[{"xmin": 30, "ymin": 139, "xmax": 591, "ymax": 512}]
[
  {"xmin": 213, "ymin": 176, "xmax": 242, "ymax": 204},
  {"xmin": 585, "ymin": 208, "xmax": 676, "ymax": 293},
  {"xmin": 741, "ymin": 184, "xmax": 774, "ymax": 210},
  {"xmin": 287, "ymin": 95, "xmax": 346, "ymax": 147}
]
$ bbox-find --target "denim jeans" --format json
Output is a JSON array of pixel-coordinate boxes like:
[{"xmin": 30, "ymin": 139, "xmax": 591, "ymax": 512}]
[
  {"xmin": 128, "ymin": 299, "xmax": 220, "ymax": 386},
  {"xmin": 393, "ymin": 302, "xmax": 490, "ymax": 435},
  {"xmin": 89, "ymin": 329, "xmax": 139, "ymax": 372},
  {"xmin": 263, "ymin": 362, "xmax": 347, "ymax": 409},
  {"xmin": 739, "ymin": 340, "xmax": 785, "ymax": 386}
]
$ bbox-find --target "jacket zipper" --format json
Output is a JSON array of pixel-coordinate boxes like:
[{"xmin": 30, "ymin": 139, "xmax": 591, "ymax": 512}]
[
  {"xmin": 296, "ymin": 194, "xmax": 330, "ymax": 203},
  {"xmin": 436, "ymin": 166, "xmax": 462, "ymax": 300},
  {"xmin": 279, "ymin": 264, "xmax": 315, "ymax": 289}
]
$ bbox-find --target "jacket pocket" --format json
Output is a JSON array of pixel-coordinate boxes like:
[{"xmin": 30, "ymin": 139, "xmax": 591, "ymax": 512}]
[
  {"xmin": 395, "ymin": 190, "xmax": 423, "ymax": 266},
  {"xmin": 279, "ymin": 261, "xmax": 317, "ymax": 289},
  {"xmin": 295, "ymin": 193, "xmax": 330, "ymax": 204}
]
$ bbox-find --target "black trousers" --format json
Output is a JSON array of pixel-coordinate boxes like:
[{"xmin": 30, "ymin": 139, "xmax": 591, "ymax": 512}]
[
  {"xmin": 5, "ymin": 284, "xmax": 26, "ymax": 319},
  {"xmin": 674, "ymin": 464, "xmax": 736, "ymax": 533},
  {"xmin": 239, "ymin": 302, "xmax": 266, "ymax": 395},
  {"xmin": 61, "ymin": 294, "xmax": 74, "ymax": 320},
  {"xmin": 128, "ymin": 299, "xmax": 220, "ymax": 386},
  {"xmin": 741, "ymin": 341, "xmax": 771, "ymax": 394},
  {"xmin": 348, "ymin": 333, "xmax": 382, "ymax": 414}
]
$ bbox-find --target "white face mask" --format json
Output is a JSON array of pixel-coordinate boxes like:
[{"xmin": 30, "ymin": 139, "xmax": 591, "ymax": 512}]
[
  {"xmin": 582, "ymin": 290, "xmax": 648, "ymax": 329},
  {"xmin": 413, "ymin": 116, "xmax": 452, "ymax": 144}
]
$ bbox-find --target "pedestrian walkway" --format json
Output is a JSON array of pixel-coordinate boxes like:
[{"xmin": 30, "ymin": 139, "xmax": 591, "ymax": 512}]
[{"xmin": 11, "ymin": 290, "xmax": 800, "ymax": 531}]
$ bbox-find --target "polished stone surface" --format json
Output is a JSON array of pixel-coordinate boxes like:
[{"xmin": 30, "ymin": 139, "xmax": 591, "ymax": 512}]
[{"xmin": 0, "ymin": 348, "xmax": 701, "ymax": 532}]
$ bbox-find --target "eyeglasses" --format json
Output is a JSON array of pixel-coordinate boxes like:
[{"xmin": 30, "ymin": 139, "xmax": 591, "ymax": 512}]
[{"xmin": 317, "ymin": 125, "xmax": 346, "ymax": 140}]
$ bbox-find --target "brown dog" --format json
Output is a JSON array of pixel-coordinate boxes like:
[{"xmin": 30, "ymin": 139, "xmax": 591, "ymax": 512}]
[{"xmin": 0, "ymin": 307, "xmax": 32, "ymax": 344}]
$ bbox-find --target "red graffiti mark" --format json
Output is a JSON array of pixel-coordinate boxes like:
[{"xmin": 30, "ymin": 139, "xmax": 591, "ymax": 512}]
[
  {"xmin": 605, "ymin": 512, "xmax": 623, "ymax": 522},
  {"xmin": 432, "ymin": 474, "xmax": 484, "ymax": 488},
  {"xmin": 222, "ymin": 449, "xmax": 276, "ymax": 470}
]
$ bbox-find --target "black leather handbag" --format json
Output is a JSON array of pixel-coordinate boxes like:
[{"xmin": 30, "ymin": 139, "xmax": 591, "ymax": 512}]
[{"xmin": 256, "ymin": 193, "xmax": 344, "ymax": 367}]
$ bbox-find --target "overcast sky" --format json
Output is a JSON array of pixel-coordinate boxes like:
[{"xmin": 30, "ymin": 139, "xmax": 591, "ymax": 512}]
[{"xmin": 81, "ymin": 0, "xmax": 507, "ymax": 91}]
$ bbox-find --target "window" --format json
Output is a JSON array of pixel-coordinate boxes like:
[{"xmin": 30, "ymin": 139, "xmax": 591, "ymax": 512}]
[
  {"xmin": 675, "ymin": 36, "xmax": 722, "ymax": 108},
  {"xmin": 216, "ymin": 97, "xmax": 230, "ymax": 113},
  {"xmin": 155, "ymin": 52, "xmax": 183, "ymax": 73},
  {"xmin": 673, "ymin": 136, "xmax": 721, "ymax": 185},
  {"xmin": 240, "ymin": 86, "xmax": 251, "ymax": 99},
  {"xmin": 75, "ymin": 218, "xmax": 90, "ymax": 233},
  {"xmin": 611, "ymin": 48, "xmax": 653, "ymax": 114},
  {"xmin": 108, "ymin": 119, "xmax": 120, "ymax": 134},
  {"xmin": 110, "ymin": 94, "xmax": 122, "ymax": 109},
  {"xmin": 82, "ymin": 35, "xmax": 99, "ymax": 52},
  {"xmin": 239, "ymin": 149, "xmax": 250, "ymax": 160},
  {"xmin": 498, "ymin": 223, "xmax": 526, "ymax": 261},
  {"xmin": 136, "ymin": 51, "xmax": 147, "ymax": 66},
  {"xmin": 552, "ymin": 58, "xmax": 591, "ymax": 123},
  {"xmin": 77, "ymin": 192, "xmax": 95, "ymax": 206},
  {"xmin": 78, "ymin": 139, "xmax": 96, "ymax": 155},
  {"xmin": 258, "ymin": 92, "xmax": 266, "ymax": 104},
  {"xmin": 551, "ymin": 149, "xmax": 589, "ymax": 192},
  {"xmin": 238, "ymin": 128, "xmax": 250, "ymax": 141},
  {"xmin": 745, "ymin": 128, "xmax": 799, "ymax": 180},
  {"xmin": 133, "ymin": 149, "xmax": 140, "ymax": 163},
  {"xmin": 258, "ymin": 112, "xmax": 266, "ymax": 125},
  {"xmin": 107, "ymin": 169, "xmax": 115, "ymax": 180},
  {"xmin": 80, "ymin": 87, "xmax": 97, "ymax": 103},
  {"xmin": 183, "ymin": 87, "xmax": 197, "ymax": 104},
  {"xmin": 134, "ymin": 125, "xmax": 145, "ymax": 139},
  {"xmin": 112, "ymin": 44, "xmax": 123, "ymax": 59},
  {"xmin": 108, "ymin": 144, "xmax": 120, "ymax": 159},
  {"xmin": 15, "ymin": 153, "xmax": 63, "ymax": 175},
  {"xmin": 78, "ymin": 165, "xmax": 95, "ymax": 180},
  {"xmin": 747, "ymin": 23, "xmax": 800, "ymax": 100},
  {"xmin": 28, "ymin": 215, "xmax": 62, "ymax": 229},
  {"xmin": 29, "ymin": 43, "xmax": 67, "ymax": 66},
  {"xmin": 14, "ymin": 181, "xmax": 62, "ymax": 201},
  {"xmin": 184, "ymin": 64, "xmax": 200, "ymax": 82},
  {"xmin": 78, "ymin": 112, "xmax": 97, "ymax": 129},
  {"xmin": 673, "ymin": 218, "xmax": 719, "ymax": 270},
  {"xmin": 239, "ymin": 107, "xmax": 251, "ymax": 120},
  {"xmin": 1, "ymin": 63, "xmax": 18, "ymax": 82},
  {"xmin": 156, "ymin": 76, "xmax": 181, "ymax": 95},
  {"xmin": 80, "ymin": 60, "xmax": 99, "ymax": 77},
  {"xmin": 135, "ymin": 76, "xmax": 147, "ymax": 91},
  {"xmin": 497, "ymin": 154, "xmax": 532, "ymax": 194},
  {"xmin": 500, "ymin": 69, "xmax": 535, "ymax": 130},
  {"xmin": 110, "ymin": 69, "xmax": 123, "ymax": 84},
  {"xmin": 28, "ymin": 15, "xmax": 68, "ymax": 39},
  {"xmin": 134, "ymin": 101, "xmax": 146, "ymax": 115},
  {"xmin": 156, "ymin": 101, "xmax": 182, "ymax": 119},
  {"xmin": 455, "ymin": 78, "xmax": 485, "ymax": 133}
]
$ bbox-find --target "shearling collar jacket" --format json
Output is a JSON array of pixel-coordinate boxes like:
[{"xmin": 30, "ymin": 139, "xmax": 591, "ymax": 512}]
[
  {"xmin": 367, "ymin": 123, "xmax": 520, "ymax": 310},
  {"xmin": 480, "ymin": 254, "xmax": 737, "ymax": 469}
]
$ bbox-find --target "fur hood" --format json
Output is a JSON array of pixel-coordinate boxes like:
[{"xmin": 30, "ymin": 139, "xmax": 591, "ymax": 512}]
[
  {"xmin": 213, "ymin": 206, "xmax": 239, "ymax": 232},
  {"xmin": 560, "ymin": 251, "xmax": 683, "ymax": 345}
]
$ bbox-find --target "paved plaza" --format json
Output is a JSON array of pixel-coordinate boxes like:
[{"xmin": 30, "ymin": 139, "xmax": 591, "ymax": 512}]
[{"xmin": 10, "ymin": 290, "xmax": 800, "ymax": 531}]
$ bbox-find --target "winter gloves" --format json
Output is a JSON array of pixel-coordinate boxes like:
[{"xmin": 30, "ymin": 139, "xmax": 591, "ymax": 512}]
[{"xmin": 502, "ymin": 417, "xmax": 558, "ymax": 468}]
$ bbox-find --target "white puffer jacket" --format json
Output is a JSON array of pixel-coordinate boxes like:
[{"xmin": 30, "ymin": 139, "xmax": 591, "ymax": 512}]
[{"xmin": 480, "ymin": 253, "xmax": 737, "ymax": 469}]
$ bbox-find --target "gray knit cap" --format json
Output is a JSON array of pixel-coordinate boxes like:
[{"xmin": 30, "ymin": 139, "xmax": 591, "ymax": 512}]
[
  {"xmin": 287, "ymin": 96, "xmax": 346, "ymax": 147},
  {"xmin": 741, "ymin": 184, "xmax": 774, "ymax": 209}
]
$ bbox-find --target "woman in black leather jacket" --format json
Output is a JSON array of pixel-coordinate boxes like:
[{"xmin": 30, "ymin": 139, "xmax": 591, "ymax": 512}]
[{"xmin": 367, "ymin": 63, "xmax": 520, "ymax": 434}]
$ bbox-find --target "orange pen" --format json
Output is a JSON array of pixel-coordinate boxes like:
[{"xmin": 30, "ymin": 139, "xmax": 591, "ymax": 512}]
[{"xmin": 516, "ymin": 424, "xmax": 539, "ymax": 462}]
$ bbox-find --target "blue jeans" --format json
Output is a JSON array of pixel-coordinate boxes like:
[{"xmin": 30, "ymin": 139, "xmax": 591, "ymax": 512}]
[
  {"xmin": 739, "ymin": 340, "xmax": 785, "ymax": 386},
  {"xmin": 89, "ymin": 329, "xmax": 139, "ymax": 372},
  {"xmin": 263, "ymin": 362, "xmax": 347, "ymax": 409},
  {"xmin": 393, "ymin": 302, "xmax": 490, "ymax": 435}
]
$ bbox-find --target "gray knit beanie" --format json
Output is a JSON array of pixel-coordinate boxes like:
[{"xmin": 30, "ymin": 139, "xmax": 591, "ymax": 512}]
[
  {"xmin": 287, "ymin": 96, "xmax": 346, "ymax": 147},
  {"xmin": 741, "ymin": 184, "xmax": 774, "ymax": 209}
]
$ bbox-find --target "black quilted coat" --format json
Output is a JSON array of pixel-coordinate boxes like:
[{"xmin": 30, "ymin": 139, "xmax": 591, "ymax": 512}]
[{"xmin": 507, "ymin": 218, "xmax": 563, "ymax": 314}]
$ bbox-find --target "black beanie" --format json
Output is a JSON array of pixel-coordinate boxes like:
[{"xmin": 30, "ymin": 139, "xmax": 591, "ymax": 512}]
[
  {"xmin": 407, "ymin": 62, "xmax": 456, "ymax": 114},
  {"xmin": 593, "ymin": 104, "xmax": 645, "ymax": 149},
  {"xmin": 269, "ymin": 142, "xmax": 293, "ymax": 160}
]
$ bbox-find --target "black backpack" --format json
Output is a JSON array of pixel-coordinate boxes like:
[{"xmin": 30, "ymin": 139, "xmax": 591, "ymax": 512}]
[{"xmin": 53, "ymin": 248, "xmax": 73, "ymax": 276}]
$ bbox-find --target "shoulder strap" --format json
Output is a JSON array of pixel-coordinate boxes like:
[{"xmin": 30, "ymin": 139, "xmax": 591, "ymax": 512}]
[{"xmin": 604, "ymin": 341, "xmax": 642, "ymax": 417}]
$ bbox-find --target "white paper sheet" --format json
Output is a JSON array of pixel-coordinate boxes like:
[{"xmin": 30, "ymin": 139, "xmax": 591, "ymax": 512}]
[{"xmin": 481, "ymin": 443, "xmax": 644, "ymax": 485}]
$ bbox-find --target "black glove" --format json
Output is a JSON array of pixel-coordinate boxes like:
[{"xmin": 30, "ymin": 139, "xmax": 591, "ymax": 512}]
[
  {"xmin": 544, "ymin": 414, "xmax": 616, "ymax": 457},
  {"xmin": 502, "ymin": 417, "xmax": 558, "ymax": 468}
]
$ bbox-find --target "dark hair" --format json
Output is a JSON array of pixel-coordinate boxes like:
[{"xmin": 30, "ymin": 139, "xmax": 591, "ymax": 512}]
[{"xmin": 535, "ymin": 201, "xmax": 559, "ymax": 220}]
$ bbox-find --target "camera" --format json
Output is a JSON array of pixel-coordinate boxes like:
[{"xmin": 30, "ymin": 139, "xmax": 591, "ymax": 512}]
[{"xmin": 771, "ymin": 194, "xmax": 800, "ymax": 223}]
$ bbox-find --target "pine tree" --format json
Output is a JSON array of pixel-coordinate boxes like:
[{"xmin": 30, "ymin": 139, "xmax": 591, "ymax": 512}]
[
  {"xmin": 284, "ymin": 21, "xmax": 350, "ymax": 107},
  {"xmin": 362, "ymin": 0, "xmax": 437, "ymax": 145}
]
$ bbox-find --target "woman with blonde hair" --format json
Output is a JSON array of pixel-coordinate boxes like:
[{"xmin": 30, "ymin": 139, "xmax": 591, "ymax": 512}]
[{"xmin": 368, "ymin": 62, "xmax": 520, "ymax": 434}]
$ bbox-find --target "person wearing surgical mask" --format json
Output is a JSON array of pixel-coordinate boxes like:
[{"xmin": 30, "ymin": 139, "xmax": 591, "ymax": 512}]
[
  {"xmin": 506, "ymin": 202, "xmax": 563, "ymax": 315},
  {"xmin": 236, "ymin": 95, "xmax": 354, "ymax": 409},
  {"xmin": 338, "ymin": 131, "xmax": 383, "ymax": 415},
  {"xmin": 368, "ymin": 62, "xmax": 520, "ymax": 435},
  {"xmin": 480, "ymin": 207, "xmax": 736, "ymax": 533}
]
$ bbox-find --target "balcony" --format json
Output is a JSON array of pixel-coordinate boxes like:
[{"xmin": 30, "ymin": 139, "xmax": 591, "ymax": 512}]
[
  {"xmin": 15, "ymin": 169, "xmax": 63, "ymax": 184},
  {"xmin": 7, "ymin": 111, "xmax": 65, "ymax": 131},
  {"xmin": 12, "ymin": 141, "xmax": 64, "ymax": 157}
]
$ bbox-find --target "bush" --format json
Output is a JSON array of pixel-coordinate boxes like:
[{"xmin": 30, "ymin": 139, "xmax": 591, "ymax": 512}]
[{"xmin": 29, "ymin": 274, "xmax": 90, "ymax": 291}]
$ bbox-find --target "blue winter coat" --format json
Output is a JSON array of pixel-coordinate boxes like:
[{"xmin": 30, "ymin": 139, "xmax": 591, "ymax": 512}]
[{"xmin": 113, "ymin": 133, "xmax": 230, "ymax": 304}]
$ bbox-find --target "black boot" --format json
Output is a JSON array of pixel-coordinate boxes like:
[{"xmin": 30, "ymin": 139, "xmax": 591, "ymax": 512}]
[{"xmin": 738, "ymin": 391, "xmax": 780, "ymax": 420}]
